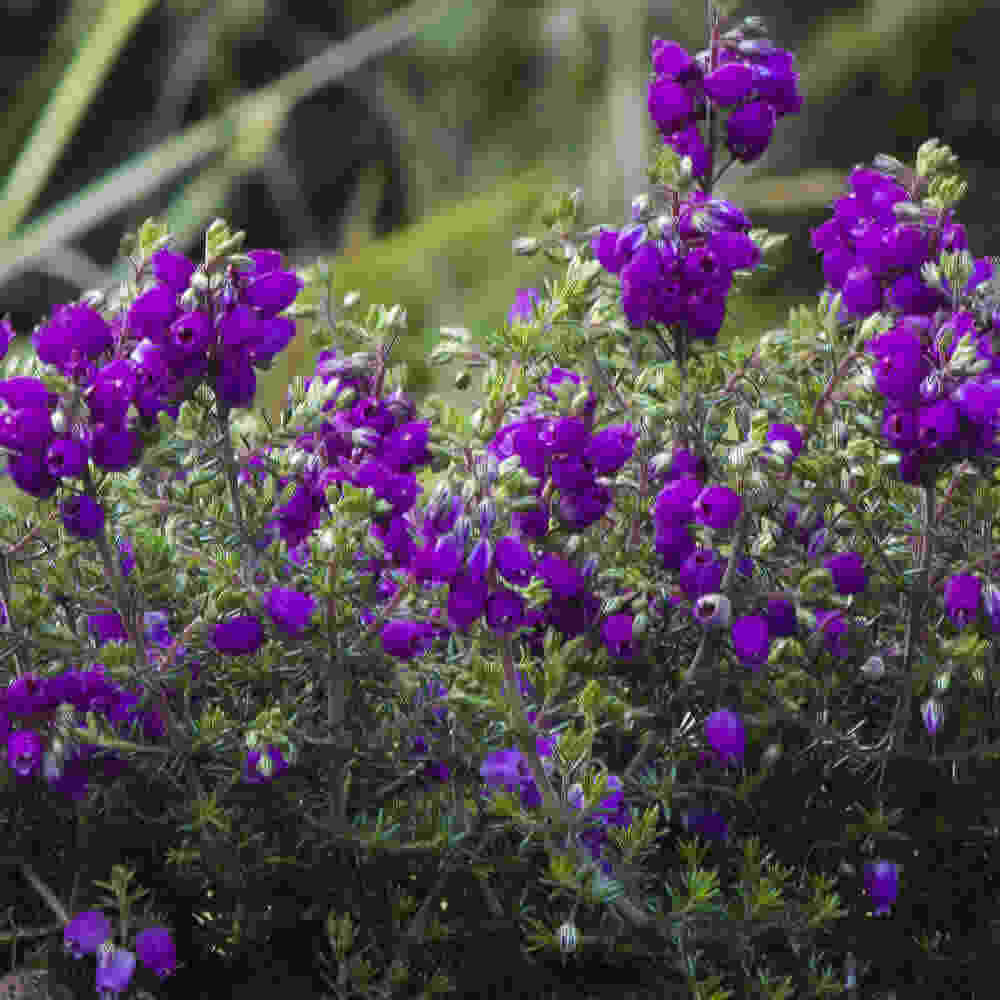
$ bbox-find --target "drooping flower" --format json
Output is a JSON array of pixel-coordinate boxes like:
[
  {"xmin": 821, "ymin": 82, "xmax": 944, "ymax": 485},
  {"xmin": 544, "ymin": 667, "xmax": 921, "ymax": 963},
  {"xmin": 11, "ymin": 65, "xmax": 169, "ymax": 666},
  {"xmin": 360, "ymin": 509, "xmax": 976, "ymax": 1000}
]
[
  {"xmin": 213, "ymin": 616, "xmax": 265, "ymax": 655},
  {"xmin": 135, "ymin": 927, "xmax": 177, "ymax": 979},
  {"xmin": 704, "ymin": 709, "xmax": 745, "ymax": 765},
  {"xmin": 64, "ymin": 910, "xmax": 113, "ymax": 958},
  {"xmin": 864, "ymin": 860, "xmax": 900, "ymax": 915}
]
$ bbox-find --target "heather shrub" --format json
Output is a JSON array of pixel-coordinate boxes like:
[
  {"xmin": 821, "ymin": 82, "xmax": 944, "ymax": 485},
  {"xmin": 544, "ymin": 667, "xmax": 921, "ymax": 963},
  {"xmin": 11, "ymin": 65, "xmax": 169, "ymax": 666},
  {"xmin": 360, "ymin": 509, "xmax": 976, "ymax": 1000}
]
[{"xmin": 5, "ymin": 6, "xmax": 1000, "ymax": 1000}]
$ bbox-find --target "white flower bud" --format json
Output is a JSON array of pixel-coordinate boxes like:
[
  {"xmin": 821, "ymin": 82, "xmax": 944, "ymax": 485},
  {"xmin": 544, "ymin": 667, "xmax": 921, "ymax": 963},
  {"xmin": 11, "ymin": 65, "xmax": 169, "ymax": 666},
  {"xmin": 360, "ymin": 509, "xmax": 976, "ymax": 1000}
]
[
  {"xmin": 693, "ymin": 593, "xmax": 731, "ymax": 629},
  {"xmin": 557, "ymin": 920, "xmax": 578, "ymax": 958}
]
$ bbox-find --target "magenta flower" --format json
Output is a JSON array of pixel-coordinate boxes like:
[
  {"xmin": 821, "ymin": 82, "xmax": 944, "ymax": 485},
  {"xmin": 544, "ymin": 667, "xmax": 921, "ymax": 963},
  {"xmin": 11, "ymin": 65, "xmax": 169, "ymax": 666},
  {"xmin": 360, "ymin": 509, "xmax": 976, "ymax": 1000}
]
[
  {"xmin": 944, "ymin": 573, "xmax": 982, "ymax": 629},
  {"xmin": 823, "ymin": 551, "xmax": 868, "ymax": 596},
  {"xmin": 60, "ymin": 494, "xmax": 105, "ymax": 539},
  {"xmin": 7, "ymin": 728, "xmax": 43, "ymax": 777},
  {"xmin": 135, "ymin": 927, "xmax": 176, "ymax": 979},
  {"xmin": 265, "ymin": 586, "xmax": 316, "ymax": 637},
  {"xmin": 692, "ymin": 484, "xmax": 742, "ymax": 532},
  {"xmin": 213, "ymin": 615, "xmax": 265, "ymax": 655},
  {"xmin": 704, "ymin": 709, "xmax": 745, "ymax": 766},
  {"xmin": 731, "ymin": 614, "xmax": 769, "ymax": 670}
]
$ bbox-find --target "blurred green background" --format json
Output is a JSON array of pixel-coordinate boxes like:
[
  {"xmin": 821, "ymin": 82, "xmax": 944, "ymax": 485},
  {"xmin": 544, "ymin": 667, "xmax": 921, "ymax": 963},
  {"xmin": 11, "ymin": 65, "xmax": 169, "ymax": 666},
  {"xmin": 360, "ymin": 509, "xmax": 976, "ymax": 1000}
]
[{"xmin": 0, "ymin": 0, "xmax": 992, "ymax": 502}]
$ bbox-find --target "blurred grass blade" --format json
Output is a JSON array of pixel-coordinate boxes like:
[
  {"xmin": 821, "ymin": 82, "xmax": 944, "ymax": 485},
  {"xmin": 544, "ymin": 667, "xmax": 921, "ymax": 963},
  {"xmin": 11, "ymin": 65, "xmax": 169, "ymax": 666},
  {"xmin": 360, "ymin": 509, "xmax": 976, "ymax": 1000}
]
[
  {"xmin": 0, "ymin": 0, "xmax": 160, "ymax": 242},
  {"xmin": 0, "ymin": 0, "xmax": 455, "ymax": 295}
]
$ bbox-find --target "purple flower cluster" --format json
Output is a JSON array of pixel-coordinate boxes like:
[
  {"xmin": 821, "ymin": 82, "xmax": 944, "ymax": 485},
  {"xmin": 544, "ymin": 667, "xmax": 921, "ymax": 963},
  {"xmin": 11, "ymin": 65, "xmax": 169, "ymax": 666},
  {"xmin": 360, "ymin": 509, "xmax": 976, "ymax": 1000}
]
[
  {"xmin": 649, "ymin": 440, "xmax": 873, "ymax": 669},
  {"xmin": 809, "ymin": 166, "xmax": 971, "ymax": 321},
  {"xmin": 364, "ymin": 366, "xmax": 637, "ymax": 664},
  {"xmin": 64, "ymin": 910, "xmax": 176, "ymax": 995},
  {"xmin": 0, "ymin": 246, "xmax": 300, "ymax": 545},
  {"xmin": 585, "ymin": 28, "xmax": 801, "ymax": 346},
  {"xmin": 2, "ymin": 666, "xmax": 165, "ymax": 799},
  {"xmin": 648, "ymin": 29, "xmax": 801, "ymax": 176},
  {"xmin": 591, "ymin": 191, "xmax": 760, "ymax": 341}
]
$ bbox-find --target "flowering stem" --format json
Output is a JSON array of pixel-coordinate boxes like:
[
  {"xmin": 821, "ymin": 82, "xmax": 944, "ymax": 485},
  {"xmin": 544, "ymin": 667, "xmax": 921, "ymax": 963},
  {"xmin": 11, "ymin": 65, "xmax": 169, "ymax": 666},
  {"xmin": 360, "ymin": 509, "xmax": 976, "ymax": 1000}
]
[
  {"xmin": 325, "ymin": 560, "xmax": 349, "ymax": 824},
  {"xmin": 216, "ymin": 400, "xmax": 246, "ymax": 542},
  {"xmin": 88, "ymin": 486, "xmax": 147, "ymax": 670},
  {"xmin": 893, "ymin": 481, "xmax": 936, "ymax": 761},
  {"xmin": 20, "ymin": 863, "xmax": 69, "ymax": 924},
  {"xmin": 500, "ymin": 640, "xmax": 561, "ymax": 821},
  {"xmin": 682, "ymin": 505, "xmax": 752, "ymax": 686}
]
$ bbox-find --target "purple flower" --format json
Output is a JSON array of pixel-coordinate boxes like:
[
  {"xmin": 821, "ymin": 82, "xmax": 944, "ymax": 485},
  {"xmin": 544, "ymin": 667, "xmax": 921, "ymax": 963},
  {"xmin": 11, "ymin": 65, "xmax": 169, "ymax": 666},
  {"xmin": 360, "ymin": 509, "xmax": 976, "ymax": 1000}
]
[
  {"xmin": 135, "ymin": 926, "xmax": 176, "ymax": 979},
  {"xmin": 864, "ymin": 860, "xmax": 899, "ymax": 915},
  {"xmin": 841, "ymin": 264, "xmax": 882, "ymax": 316},
  {"xmin": 602, "ymin": 614, "xmax": 635, "ymax": 658},
  {"xmin": 64, "ymin": 910, "xmax": 112, "ymax": 958},
  {"xmin": 765, "ymin": 597, "xmax": 797, "ymax": 638},
  {"xmin": 486, "ymin": 588, "xmax": 525, "ymax": 634},
  {"xmin": 151, "ymin": 248, "xmax": 195, "ymax": 293},
  {"xmin": 765, "ymin": 423, "xmax": 803, "ymax": 460},
  {"xmin": 495, "ymin": 535, "xmax": 535, "ymax": 586},
  {"xmin": 34, "ymin": 304, "xmax": 113, "ymax": 373},
  {"xmin": 682, "ymin": 808, "xmax": 729, "ymax": 843},
  {"xmin": 921, "ymin": 696, "xmax": 945, "ymax": 737},
  {"xmin": 725, "ymin": 99, "xmax": 776, "ymax": 162},
  {"xmin": 680, "ymin": 547, "xmax": 725, "ymax": 600},
  {"xmin": 823, "ymin": 551, "xmax": 868, "ymax": 596},
  {"xmin": 944, "ymin": 573, "xmax": 982, "ymax": 629},
  {"xmin": 508, "ymin": 288, "xmax": 542, "ymax": 326},
  {"xmin": 45, "ymin": 438, "xmax": 89, "ymax": 479},
  {"xmin": 447, "ymin": 572, "xmax": 488, "ymax": 631},
  {"xmin": 242, "ymin": 743, "xmax": 288, "ymax": 784},
  {"xmin": 60, "ymin": 494, "xmax": 105, "ymax": 539},
  {"xmin": 265, "ymin": 587, "xmax": 316, "ymax": 637},
  {"xmin": 243, "ymin": 269, "xmax": 303, "ymax": 315},
  {"xmin": 213, "ymin": 616, "xmax": 265, "ymax": 655},
  {"xmin": 381, "ymin": 620, "xmax": 436, "ymax": 660},
  {"xmin": 692, "ymin": 484, "xmax": 742, "ymax": 532},
  {"xmin": 583, "ymin": 424, "xmax": 637, "ymax": 476},
  {"xmin": 647, "ymin": 76, "xmax": 695, "ymax": 135},
  {"xmin": 703, "ymin": 62, "xmax": 753, "ymax": 106},
  {"xmin": 537, "ymin": 552, "xmax": 584, "ymax": 599},
  {"xmin": 704, "ymin": 709, "xmax": 745, "ymax": 765},
  {"xmin": 731, "ymin": 614, "xmax": 769, "ymax": 670},
  {"xmin": 7, "ymin": 728, "xmax": 43, "ymax": 776}
]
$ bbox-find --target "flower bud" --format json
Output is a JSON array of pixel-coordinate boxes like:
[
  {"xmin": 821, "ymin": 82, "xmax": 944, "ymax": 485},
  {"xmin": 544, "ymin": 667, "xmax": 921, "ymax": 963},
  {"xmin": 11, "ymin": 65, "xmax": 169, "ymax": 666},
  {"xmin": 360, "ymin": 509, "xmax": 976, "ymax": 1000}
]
[
  {"xmin": 921, "ymin": 696, "xmax": 945, "ymax": 736},
  {"xmin": 558, "ymin": 921, "xmax": 578, "ymax": 959}
]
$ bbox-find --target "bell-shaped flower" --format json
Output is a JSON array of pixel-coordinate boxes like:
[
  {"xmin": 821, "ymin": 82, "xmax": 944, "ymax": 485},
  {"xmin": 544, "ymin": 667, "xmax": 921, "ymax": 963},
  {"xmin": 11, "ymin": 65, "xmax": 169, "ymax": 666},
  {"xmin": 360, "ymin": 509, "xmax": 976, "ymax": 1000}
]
[
  {"xmin": 64, "ymin": 910, "xmax": 112, "ymax": 959},
  {"xmin": 692, "ymin": 483, "xmax": 742, "ymax": 533},
  {"xmin": 823, "ymin": 551, "xmax": 868, "ymax": 596},
  {"xmin": 704, "ymin": 709, "xmax": 745, "ymax": 765},
  {"xmin": 60, "ymin": 494, "xmax": 105, "ymax": 539},
  {"xmin": 944, "ymin": 573, "xmax": 982, "ymax": 629},
  {"xmin": 921, "ymin": 696, "xmax": 945, "ymax": 736},
  {"xmin": 265, "ymin": 586, "xmax": 316, "ymax": 638},
  {"xmin": 864, "ymin": 860, "xmax": 899, "ymax": 915},
  {"xmin": 495, "ymin": 535, "xmax": 535, "ymax": 586},
  {"xmin": 135, "ymin": 926, "xmax": 177, "ymax": 979},
  {"xmin": 213, "ymin": 616, "xmax": 264, "ymax": 655},
  {"xmin": 732, "ymin": 614, "xmax": 769, "ymax": 670}
]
